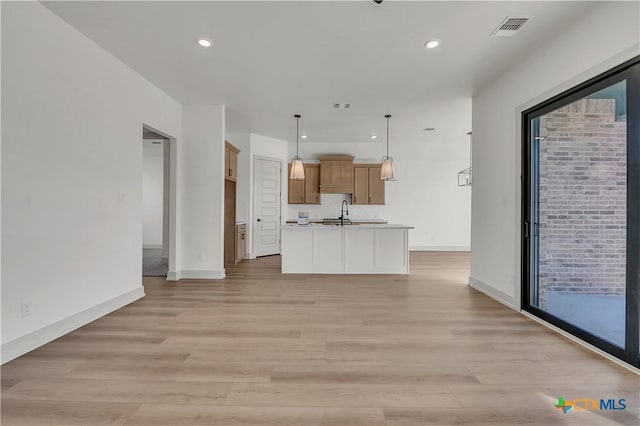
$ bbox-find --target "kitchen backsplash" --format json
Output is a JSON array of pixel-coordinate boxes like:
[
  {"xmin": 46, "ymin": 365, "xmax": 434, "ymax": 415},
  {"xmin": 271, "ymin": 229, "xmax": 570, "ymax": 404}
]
[{"xmin": 286, "ymin": 193, "xmax": 387, "ymax": 220}]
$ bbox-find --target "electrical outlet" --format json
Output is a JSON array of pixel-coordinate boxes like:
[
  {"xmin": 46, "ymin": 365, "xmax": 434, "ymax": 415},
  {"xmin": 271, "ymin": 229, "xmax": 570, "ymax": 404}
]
[{"xmin": 21, "ymin": 301, "xmax": 32, "ymax": 317}]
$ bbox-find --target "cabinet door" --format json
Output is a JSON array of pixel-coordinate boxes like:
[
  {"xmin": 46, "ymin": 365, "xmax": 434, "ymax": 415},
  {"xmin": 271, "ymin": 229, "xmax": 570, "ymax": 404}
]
[
  {"xmin": 236, "ymin": 230, "xmax": 245, "ymax": 263},
  {"xmin": 224, "ymin": 147, "xmax": 230, "ymax": 178},
  {"xmin": 304, "ymin": 165, "xmax": 320, "ymax": 204},
  {"xmin": 319, "ymin": 157, "xmax": 354, "ymax": 193},
  {"xmin": 353, "ymin": 167, "xmax": 369, "ymax": 204},
  {"xmin": 368, "ymin": 166, "xmax": 385, "ymax": 204},
  {"xmin": 288, "ymin": 164, "xmax": 305, "ymax": 204},
  {"xmin": 229, "ymin": 150, "xmax": 238, "ymax": 180}
]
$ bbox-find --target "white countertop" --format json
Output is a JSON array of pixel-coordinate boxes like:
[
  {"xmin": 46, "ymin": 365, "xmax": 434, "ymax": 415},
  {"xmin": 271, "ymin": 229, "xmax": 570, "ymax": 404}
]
[
  {"xmin": 283, "ymin": 223, "xmax": 414, "ymax": 230},
  {"xmin": 286, "ymin": 218, "xmax": 388, "ymax": 224}
]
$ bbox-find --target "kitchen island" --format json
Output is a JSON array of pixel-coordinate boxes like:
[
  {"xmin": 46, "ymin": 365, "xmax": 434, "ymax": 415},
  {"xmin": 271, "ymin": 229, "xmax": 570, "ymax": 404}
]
[{"xmin": 281, "ymin": 223, "xmax": 414, "ymax": 274}]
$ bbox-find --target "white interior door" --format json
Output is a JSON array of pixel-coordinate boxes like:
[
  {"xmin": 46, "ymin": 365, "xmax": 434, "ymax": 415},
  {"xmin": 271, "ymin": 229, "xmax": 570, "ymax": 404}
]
[{"xmin": 253, "ymin": 157, "xmax": 281, "ymax": 256}]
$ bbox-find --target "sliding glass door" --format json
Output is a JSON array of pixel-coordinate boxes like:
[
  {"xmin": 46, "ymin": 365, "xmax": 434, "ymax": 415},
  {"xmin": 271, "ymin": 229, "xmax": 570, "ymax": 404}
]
[{"xmin": 522, "ymin": 57, "xmax": 640, "ymax": 367}]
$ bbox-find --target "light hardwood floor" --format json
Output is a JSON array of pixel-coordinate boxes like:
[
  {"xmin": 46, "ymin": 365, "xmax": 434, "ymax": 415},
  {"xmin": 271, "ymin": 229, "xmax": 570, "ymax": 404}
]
[{"xmin": 2, "ymin": 253, "xmax": 639, "ymax": 425}]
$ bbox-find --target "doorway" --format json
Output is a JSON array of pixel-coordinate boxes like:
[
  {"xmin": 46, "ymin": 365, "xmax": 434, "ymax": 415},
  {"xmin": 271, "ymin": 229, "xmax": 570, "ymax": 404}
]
[
  {"xmin": 142, "ymin": 126, "xmax": 171, "ymax": 277},
  {"xmin": 522, "ymin": 57, "xmax": 640, "ymax": 367},
  {"xmin": 253, "ymin": 156, "xmax": 282, "ymax": 257}
]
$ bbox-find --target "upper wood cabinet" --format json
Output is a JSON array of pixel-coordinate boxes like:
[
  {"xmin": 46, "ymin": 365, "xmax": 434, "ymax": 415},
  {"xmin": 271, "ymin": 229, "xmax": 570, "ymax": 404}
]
[
  {"xmin": 353, "ymin": 166, "xmax": 369, "ymax": 205},
  {"xmin": 225, "ymin": 141, "xmax": 240, "ymax": 181},
  {"xmin": 304, "ymin": 164, "xmax": 321, "ymax": 204},
  {"xmin": 288, "ymin": 163, "xmax": 320, "ymax": 204},
  {"xmin": 353, "ymin": 164, "xmax": 385, "ymax": 205},
  {"xmin": 319, "ymin": 155, "xmax": 354, "ymax": 194},
  {"xmin": 288, "ymin": 163, "xmax": 305, "ymax": 204}
]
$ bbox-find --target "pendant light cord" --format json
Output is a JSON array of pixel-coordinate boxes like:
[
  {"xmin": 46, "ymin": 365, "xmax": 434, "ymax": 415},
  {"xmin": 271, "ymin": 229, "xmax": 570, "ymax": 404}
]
[
  {"xmin": 295, "ymin": 114, "xmax": 301, "ymax": 158},
  {"xmin": 385, "ymin": 114, "xmax": 391, "ymax": 157}
]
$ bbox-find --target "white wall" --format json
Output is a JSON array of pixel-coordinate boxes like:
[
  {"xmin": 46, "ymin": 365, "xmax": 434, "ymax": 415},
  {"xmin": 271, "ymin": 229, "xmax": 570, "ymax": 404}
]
[
  {"xmin": 1, "ymin": 2, "xmax": 182, "ymax": 362},
  {"xmin": 288, "ymin": 135, "xmax": 472, "ymax": 250},
  {"xmin": 470, "ymin": 1, "xmax": 640, "ymax": 309},
  {"xmin": 142, "ymin": 141, "xmax": 164, "ymax": 247},
  {"xmin": 176, "ymin": 105, "xmax": 226, "ymax": 279}
]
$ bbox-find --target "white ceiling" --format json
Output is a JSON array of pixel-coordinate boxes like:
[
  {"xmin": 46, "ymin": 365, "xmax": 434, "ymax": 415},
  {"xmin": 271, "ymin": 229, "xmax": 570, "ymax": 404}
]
[{"xmin": 45, "ymin": 1, "xmax": 601, "ymax": 143}]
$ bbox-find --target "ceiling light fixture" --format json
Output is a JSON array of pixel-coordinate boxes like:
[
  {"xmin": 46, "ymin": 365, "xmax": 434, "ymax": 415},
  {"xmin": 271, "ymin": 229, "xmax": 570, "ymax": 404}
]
[
  {"xmin": 371, "ymin": 134, "xmax": 377, "ymax": 140},
  {"xmin": 380, "ymin": 114, "xmax": 395, "ymax": 181},
  {"xmin": 290, "ymin": 114, "xmax": 305, "ymax": 181},
  {"xmin": 197, "ymin": 38, "xmax": 212, "ymax": 47},
  {"xmin": 301, "ymin": 132, "xmax": 308, "ymax": 139},
  {"xmin": 424, "ymin": 40, "xmax": 440, "ymax": 49}
]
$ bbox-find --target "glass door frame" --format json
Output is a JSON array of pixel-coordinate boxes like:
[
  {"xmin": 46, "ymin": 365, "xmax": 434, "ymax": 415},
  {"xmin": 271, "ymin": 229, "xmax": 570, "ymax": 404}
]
[{"xmin": 521, "ymin": 56, "xmax": 640, "ymax": 367}]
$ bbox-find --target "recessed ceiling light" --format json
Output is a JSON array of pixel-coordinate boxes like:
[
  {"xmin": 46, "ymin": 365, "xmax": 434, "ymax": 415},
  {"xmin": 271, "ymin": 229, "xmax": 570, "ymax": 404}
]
[
  {"xmin": 371, "ymin": 134, "xmax": 377, "ymax": 140},
  {"xmin": 197, "ymin": 38, "xmax": 212, "ymax": 47},
  {"xmin": 301, "ymin": 132, "xmax": 308, "ymax": 139},
  {"xmin": 424, "ymin": 40, "xmax": 440, "ymax": 49}
]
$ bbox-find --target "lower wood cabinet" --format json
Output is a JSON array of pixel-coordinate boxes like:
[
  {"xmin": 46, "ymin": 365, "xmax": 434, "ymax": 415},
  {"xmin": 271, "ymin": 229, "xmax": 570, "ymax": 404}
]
[
  {"xmin": 353, "ymin": 164, "xmax": 385, "ymax": 205},
  {"xmin": 235, "ymin": 223, "xmax": 246, "ymax": 264}
]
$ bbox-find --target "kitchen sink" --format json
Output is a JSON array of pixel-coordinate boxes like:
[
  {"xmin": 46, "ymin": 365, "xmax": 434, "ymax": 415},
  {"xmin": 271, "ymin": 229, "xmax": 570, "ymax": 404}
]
[{"xmin": 322, "ymin": 218, "xmax": 352, "ymax": 225}]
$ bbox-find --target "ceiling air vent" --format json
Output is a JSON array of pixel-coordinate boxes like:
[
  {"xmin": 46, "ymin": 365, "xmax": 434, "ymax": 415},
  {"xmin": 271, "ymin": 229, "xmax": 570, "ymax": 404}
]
[
  {"xmin": 333, "ymin": 103, "xmax": 351, "ymax": 109},
  {"xmin": 491, "ymin": 17, "xmax": 529, "ymax": 37}
]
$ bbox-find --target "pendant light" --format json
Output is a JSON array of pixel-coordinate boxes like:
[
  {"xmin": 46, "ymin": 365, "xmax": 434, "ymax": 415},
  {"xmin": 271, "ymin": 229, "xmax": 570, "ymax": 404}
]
[
  {"xmin": 380, "ymin": 114, "xmax": 395, "ymax": 180},
  {"xmin": 290, "ymin": 114, "xmax": 305, "ymax": 180}
]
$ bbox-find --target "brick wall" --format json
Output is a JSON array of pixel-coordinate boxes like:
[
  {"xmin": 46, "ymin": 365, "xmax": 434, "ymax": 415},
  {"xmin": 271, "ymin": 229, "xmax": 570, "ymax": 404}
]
[{"xmin": 537, "ymin": 98, "xmax": 626, "ymax": 308}]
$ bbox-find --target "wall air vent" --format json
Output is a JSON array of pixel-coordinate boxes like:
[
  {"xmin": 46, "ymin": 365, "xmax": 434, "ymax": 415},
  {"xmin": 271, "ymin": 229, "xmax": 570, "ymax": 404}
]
[
  {"xmin": 491, "ymin": 17, "xmax": 529, "ymax": 37},
  {"xmin": 333, "ymin": 103, "xmax": 351, "ymax": 109}
]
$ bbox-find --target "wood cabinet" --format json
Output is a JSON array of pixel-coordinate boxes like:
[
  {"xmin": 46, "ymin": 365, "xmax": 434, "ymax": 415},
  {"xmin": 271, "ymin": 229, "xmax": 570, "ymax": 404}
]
[
  {"xmin": 353, "ymin": 164, "xmax": 385, "ymax": 205},
  {"xmin": 319, "ymin": 155, "xmax": 354, "ymax": 194},
  {"xmin": 304, "ymin": 164, "xmax": 320, "ymax": 204},
  {"xmin": 224, "ymin": 141, "xmax": 241, "ymax": 265},
  {"xmin": 288, "ymin": 163, "xmax": 305, "ymax": 204},
  {"xmin": 225, "ymin": 141, "xmax": 239, "ymax": 181},
  {"xmin": 235, "ymin": 224, "xmax": 246, "ymax": 264},
  {"xmin": 288, "ymin": 163, "xmax": 320, "ymax": 204}
]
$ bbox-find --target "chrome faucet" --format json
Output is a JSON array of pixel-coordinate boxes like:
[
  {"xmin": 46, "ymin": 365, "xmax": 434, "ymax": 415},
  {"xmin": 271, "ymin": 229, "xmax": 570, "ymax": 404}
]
[{"xmin": 339, "ymin": 199, "xmax": 349, "ymax": 226}]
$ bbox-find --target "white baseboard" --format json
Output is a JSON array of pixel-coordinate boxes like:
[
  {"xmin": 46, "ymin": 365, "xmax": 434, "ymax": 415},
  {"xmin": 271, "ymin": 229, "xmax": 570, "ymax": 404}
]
[
  {"xmin": 410, "ymin": 246, "xmax": 470, "ymax": 252},
  {"xmin": 1, "ymin": 287, "xmax": 145, "ymax": 364},
  {"xmin": 166, "ymin": 269, "xmax": 226, "ymax": 281},
  {"xmin": 468, "ymin": 276, "xmax": 519, "ymax": 311},
  {"xmin": 143, "ymin": 243, "xmax": 163, "ymax": 249}
]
